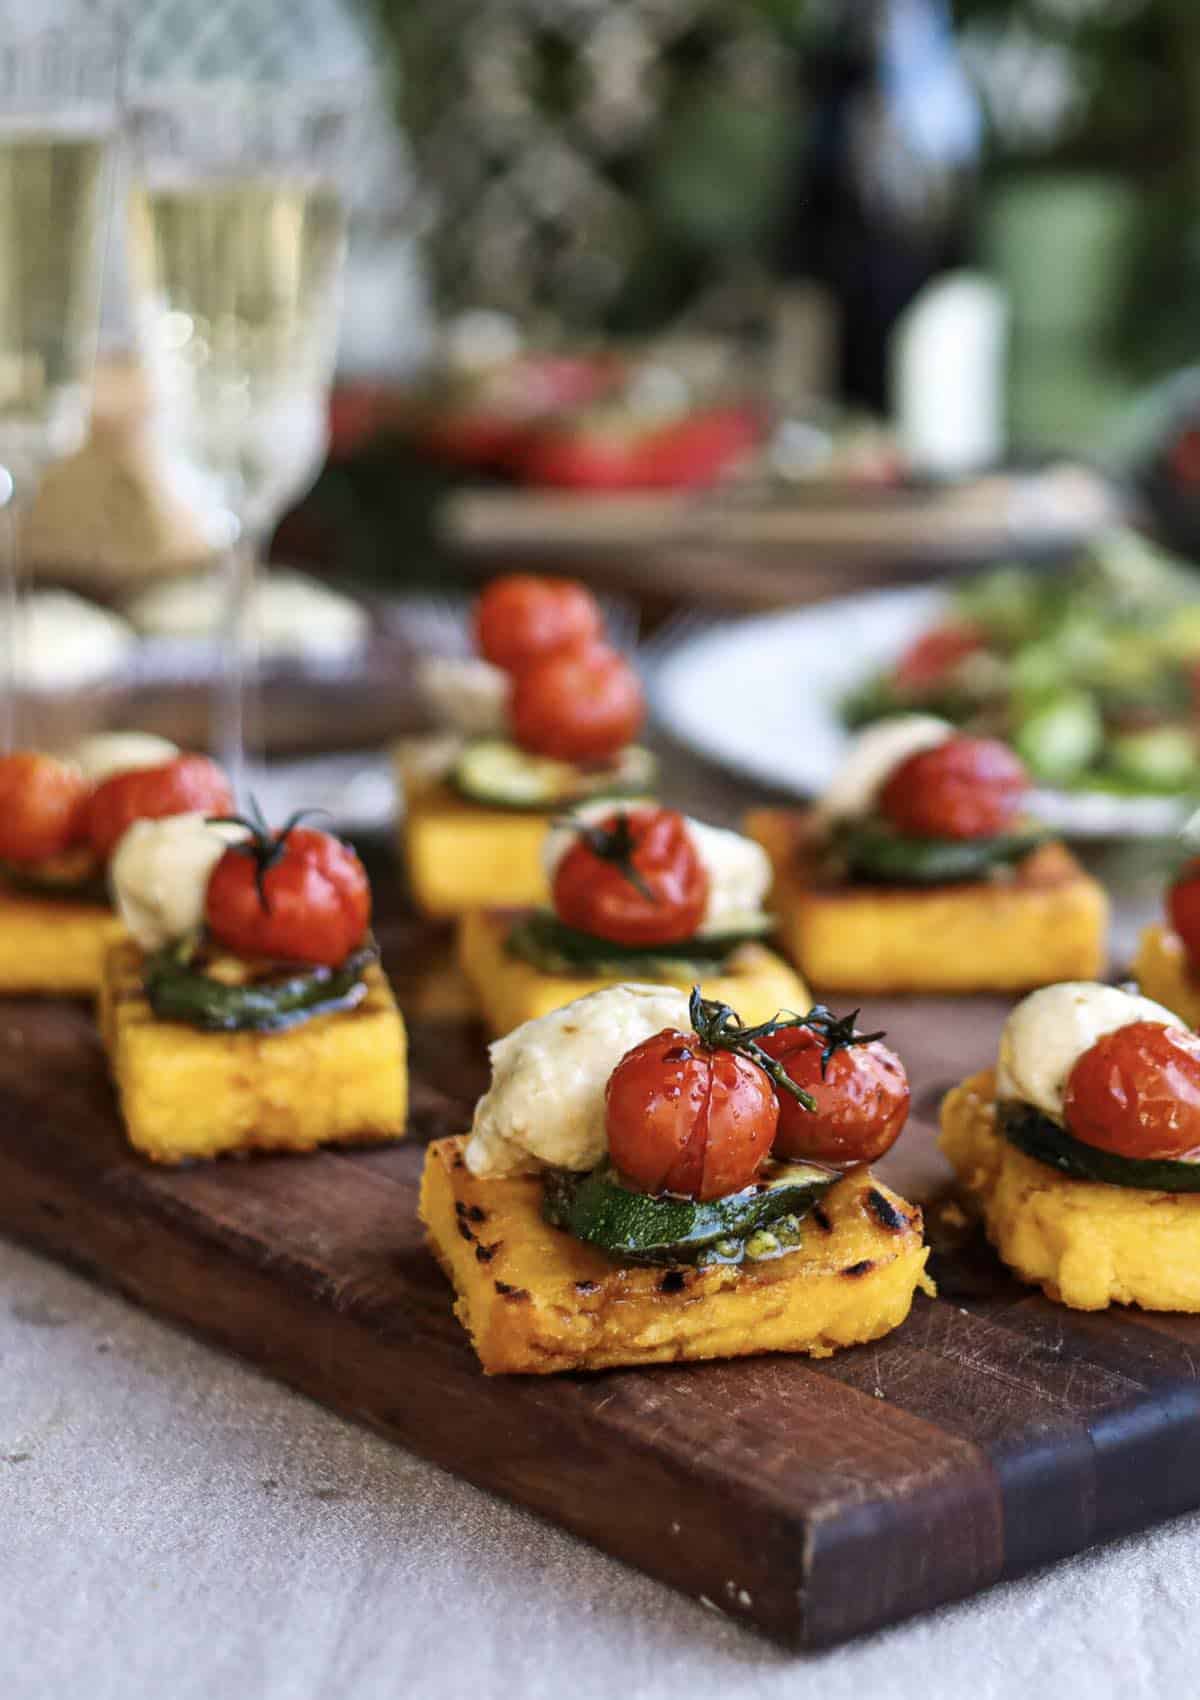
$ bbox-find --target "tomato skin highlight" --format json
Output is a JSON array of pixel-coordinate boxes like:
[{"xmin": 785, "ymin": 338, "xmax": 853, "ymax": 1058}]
[
  {"xmin": 1167, "ymin": 859, "xmax": 1200, "ymax": 970},
  {"xmin": 474, "ymin": 574, "xmax": 602, "ymax": 673},
  {"xmin": 0, "ymin": 752, "xmax": 89, "ymax": 864},
  {"xmin": 1064, "ymin": 1020, "xmax": 1200, "ymax": 1161},
  {"xmin": 552, "ymin": 807, "xmax": 708, "ymax": 946},
  {"xmin": 605, "ymin": 1028, "xmax": 778, "ymax": 1201},
  {"xmin": 85, "ymin": 755, "xmax": 233, "ymax": 861},
  {"xmin": 756, "ymin": 1027, "xmax": 910, "ymax": 1165},
  {"xmin": 878, "ymin": 734, "xmax": 1028, "ymax": 841},
  {"xmin": 510, "ymin": 640, "xmax": 643, "ymax": 763},
  {"xmin": 205, "ymin": 826, "xmax": 371, "ymax": 968}
]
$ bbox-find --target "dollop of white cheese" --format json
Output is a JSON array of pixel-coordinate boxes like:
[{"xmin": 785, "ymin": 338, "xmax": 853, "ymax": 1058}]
[
  {"xmin": 71, "ymin": 731, "xmax": 179, "ymax": 783},
  {"xmin": 3, "ymin": 591, "xmax": 137, "ymax": 691},
  {"xmin": 128, "ymin": 570, "xmax": 368, "ymax": 666},
  {"xmin": 110, "ymin": 812, "xmax": 249, "ymax": 952},
  {"xmin": 541, "ymin": 804, "xmax": 770, "ymax": 935},
  {"xmin": 464, "ymin": 983, "xmax": 692, "ymax": 1177},
  {"xmin": 416, "ymin": 654, "xmax": 509, "ymax": 738},
  {"xmin": 817, "ymin": 714, "xmax": 952, "ymax": 825},
  {"xmin": 996, "ymin": 981, "xmax": 1180, "ymax": 1124}
]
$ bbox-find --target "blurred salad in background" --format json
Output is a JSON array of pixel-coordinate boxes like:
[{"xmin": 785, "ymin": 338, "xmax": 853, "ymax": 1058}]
[{"xmin": 843, "ymin": 529, "xmax": 1200, "ymax": 798}]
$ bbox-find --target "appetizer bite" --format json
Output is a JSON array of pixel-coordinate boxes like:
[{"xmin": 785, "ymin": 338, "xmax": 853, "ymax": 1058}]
[
  {"xmin": 459, "ymin": 802, "xmax": 807, "ymax": 1035},
  {"xmin": 420, "ymin": 983, "xmax": 930, "ymax": 1374},
  {"xmin": 1133, "ymin": 856, "xmax": 1200, "ymax": 1026},
  {"xmin": 747, "ymin": 716, "xmax": 1108, "ymax": 993},
  {"xmin": 398, "ymin": 573, "xmax": 654, "ymax": 915},
  {"xmin": 940, "ymin": 981, "xmax": 1200, "ymax": 1310},
  {"xmin": 100, "ymin": 803, "xmax": 406, "ymax": 1163},
  {"xmin": 0, "ymin": 734, "xmax": 229, "ymax": 994}
]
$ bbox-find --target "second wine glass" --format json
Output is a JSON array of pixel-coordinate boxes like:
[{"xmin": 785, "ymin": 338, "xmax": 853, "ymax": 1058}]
[{"xmin": 125, "ymin": 82, "xmax": 355, "ymax": 788}]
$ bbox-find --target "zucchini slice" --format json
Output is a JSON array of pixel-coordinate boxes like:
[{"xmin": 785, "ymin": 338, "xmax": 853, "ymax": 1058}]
[
  {"xmin": 452, "ymin": 739, "xmax": 656, "ymax": 811},
  {"xmin": 838, "ymin": 820, "xmax": 1050, "ymax": 886},
  {"xmin": 505, "ymin": 908, "xmax": 773, "ymax": 978},
  {"xmin": 998, "ymin": 1099, "xmax": 1200, "ymax": 1192},
  {"xmin": 541, "ymin": 1158, "xmax": 838, "ymax": 1266},
  {"xmin": 143, "ymin": 940, "xmax": 377, "ymax": 1034}
]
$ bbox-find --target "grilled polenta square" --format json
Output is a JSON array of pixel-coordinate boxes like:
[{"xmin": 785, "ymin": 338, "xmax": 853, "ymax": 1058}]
[
  {"xmin": 100, "ymin": 939, "xmax": 407, "ymax": 1164},
  {"xmin": 0, "ymin": 882, "xmax": 124, "ymax": 994},
  {"xmin": 420, "ymin": 1136, "xmax": 931, "ymax": 1374},
  {"xmin": 941, "ymin": 1069, "xmax": 1200, "ymax": 1311},
  {"xmin": 396, "ymin": 751, "xmax": 551, "ymax": 917},
  {"xmin": 458, "ymin": 907, "xmax": 809, "ymax": 1038},
  {"xmin": 746, "ymin": 808, "xmax": 1108, "ymax": 994},
  {"xmin": 1133, "ymin": 925, "xmax": 1200, "ymax": 1028}
]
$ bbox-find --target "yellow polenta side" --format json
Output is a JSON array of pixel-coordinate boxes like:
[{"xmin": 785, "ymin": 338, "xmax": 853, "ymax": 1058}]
[
  {"xmin": 745, "ymin": 808, "xmax": 1109, "ymax": 994},
  {"xmin": 395, "ymin": 750, "xmax": 551, "ymax": 917},
  {"xmin": 458, "ymin": 908, "xmax": 810, "ymax": 1038},
  {"xmin": 101, "ymin": 939, "xmax": 407, "ymax": 1163},
  {"xmin": 1132, "ymin": 925, "xmax": 1200, "ymax": 1028},
  {"xmin": 0, "ymin": 882, "xmax": 123, "ymax": 994},
  {"xmin": 940, "ymin": 1068, "xmax": 1200, "ymax": 1312},
  {"xmin": 420, "ymin": 1136, "xmax": 932, "ymax": 1374}
]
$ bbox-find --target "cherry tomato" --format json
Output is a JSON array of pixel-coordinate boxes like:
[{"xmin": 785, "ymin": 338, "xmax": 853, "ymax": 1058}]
[
  {"xmin": 605, "ymin": 1027, "xmax": 778, "ymax": 1200},
  {"xmin": 893, "ymin": 623, "xmax": 986, "ymax": 692},
  {"xmin": 553, "ymin": 807, "xmax": 708, "ymax": 946},
  {"xmin": 519, "ymin": 404, "xmax": 759, "ymax": 491},
  {"xmin": 1064, "ymin": 1020, "xmax": 1200, "ymax": 1160},
  {"xmin": 510, "ymin": 641, "xmax": 643, "ymax": 763},
  {"xmin": 756, "ymin": 1026, "xmax": 910, "ymax": 1165},
  {"xmin": 878, "ymin": 734, "xmax": 1028, "ymax": 841},
  {"xmin": 205, "ymin": 825, "xmax": 370, "ymax": 967},
  {"xmin": 0, "ymin": 752, "xmax": 89, "ymax": 864},
  {"xmin": 85, "ymin": 754, "xmax": 233, "ymax": 861},
  {"xmin": 1167, "ymin": 858, "xmax": 1200, "ymax": 968},
  {"xmin": 474, "ymin": 574, "xmax": 602, "ymax": 673}
]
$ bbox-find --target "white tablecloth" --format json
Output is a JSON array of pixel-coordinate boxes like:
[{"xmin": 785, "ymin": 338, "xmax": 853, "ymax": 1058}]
[{"xmin": 3, "ymin": 1234, "xmax": 1195, "ymax": 1700}]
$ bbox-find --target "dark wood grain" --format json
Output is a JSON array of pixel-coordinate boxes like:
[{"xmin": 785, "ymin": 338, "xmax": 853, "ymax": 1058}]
[{"xmin": 4, "ymin": 905, "xmax": 1200, "ymax": 1653}]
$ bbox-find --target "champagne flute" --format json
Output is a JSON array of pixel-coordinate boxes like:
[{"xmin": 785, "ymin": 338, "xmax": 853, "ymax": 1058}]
[
  {"xmin": 125, "ymin": 83, "xmax": 354, "ymax": 789},
  {"xmin": 0, "ymin": 15, "xmax": 120, "ymax": 748}
]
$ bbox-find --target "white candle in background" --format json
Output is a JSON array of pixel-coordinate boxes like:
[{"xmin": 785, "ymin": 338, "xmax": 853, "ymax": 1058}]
[{"xmin": 890, "ymin": 270, "xmax": 1008, "ymax": 479}]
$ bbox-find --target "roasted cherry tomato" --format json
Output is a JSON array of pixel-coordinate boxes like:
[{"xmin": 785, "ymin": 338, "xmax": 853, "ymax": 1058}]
[
  {"xmin": 0, "ymin": 752, "xmax": 89, "ymax": 864},
  {"xmin": 878, "ymin": 734, "xmax": 1028, "ymax": 841},
  {"xmin": 1064, "ymin": 1020, "xmax": 1200, "ymax": 1160},
  {"xmin": 552, "ymin": 807, "xmax": 708, "ymax": 946},
  {"xmin": 474, "ymin": 574, "xmax": 603, "ymax": 674},
  {"xmin": 510, "ymin": 641, "xmax": 643, "ymax": 764},
  {"xmin": 205, "ymin": 822, "xmax": 370, "ymax": 967},
  {"xmin": 756, "ymin": 1025, "xmax": 910, "ymax": 1165},
  {"xmin": 892, "ymin": 622, "xmax": 986, "ymax": 692},
  {"xmin": 1167, "ymin": 858, "xmax": 1200, "ymax": 969},
  {"xmin": 85, "ymin": 754, "xmax": 233, "ymax": 861},
  {"xmin": 605, "ymin": 1026, "xmax": 778, "ymax": 1200}
]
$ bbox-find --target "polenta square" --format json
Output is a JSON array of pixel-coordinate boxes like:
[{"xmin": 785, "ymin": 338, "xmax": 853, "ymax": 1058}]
[
  {"xmin": 746, "ymin": 808, "xmax": 1108, "ymax": 994},
  {"xmin": 0, "ymin": 882, "xmax": 124, "ymax": 994},
  {"xmin": 1133, "ymin": 925, "xmax": 1200, "ymax": 1028},
  {"xmin": 100, "ymin": 939, "xmax": 407, "ymax": 1164},
  {"xmin": 420, "ymin": 1135, "xmax": 931, "ymax": 1374},
  {"xmin": 459, "ymin": 907, "xmax": 810, "ymax": 1038},
  {"xmin": 397, "ymin": 753, "xmax": 551, "ymax": 917},
  {"xmin": 941, "ymin": 1069, "xmax": 1200, "ymax": 1311}
]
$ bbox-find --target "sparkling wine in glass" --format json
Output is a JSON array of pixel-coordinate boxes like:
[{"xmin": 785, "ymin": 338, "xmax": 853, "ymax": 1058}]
[
  {"xmin": 126, "ymin": 85, "xmax": 354, "ymax": 787},
  {"xmin": 0, "ymin": 19, "xmax": 119, "ymax": 746}
]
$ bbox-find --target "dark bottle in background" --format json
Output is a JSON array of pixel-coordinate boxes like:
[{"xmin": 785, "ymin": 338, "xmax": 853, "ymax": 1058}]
[{"xmin": 778, "ymin": 0, "xmax": 982, "ymax": 413}]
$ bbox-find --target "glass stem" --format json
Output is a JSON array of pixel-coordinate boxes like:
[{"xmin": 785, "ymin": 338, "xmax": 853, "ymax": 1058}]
[
  {"xmin": 215, "ymin": 521, "xmax": 264, "ymax": 799},
  {"xmin": 0, "ymin": 467, "xmax": 27, "ymax": 755}
]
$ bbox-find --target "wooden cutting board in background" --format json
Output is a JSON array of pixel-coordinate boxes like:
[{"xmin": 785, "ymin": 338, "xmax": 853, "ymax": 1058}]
[{"xmin": 3, "ymin": 898, "xmax": 1200, "ymax": 1651}]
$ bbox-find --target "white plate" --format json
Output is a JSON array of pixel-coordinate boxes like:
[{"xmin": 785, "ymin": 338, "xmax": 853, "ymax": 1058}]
[{"xmin": 650, "ymin": 586, "xmax": 1193, "ymax": 839}]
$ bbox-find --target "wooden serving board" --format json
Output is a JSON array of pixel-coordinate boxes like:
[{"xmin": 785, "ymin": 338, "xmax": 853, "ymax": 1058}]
[{"xmin": 4, "ymin": 907, "xmax": 1200, "ymax": 1651}]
